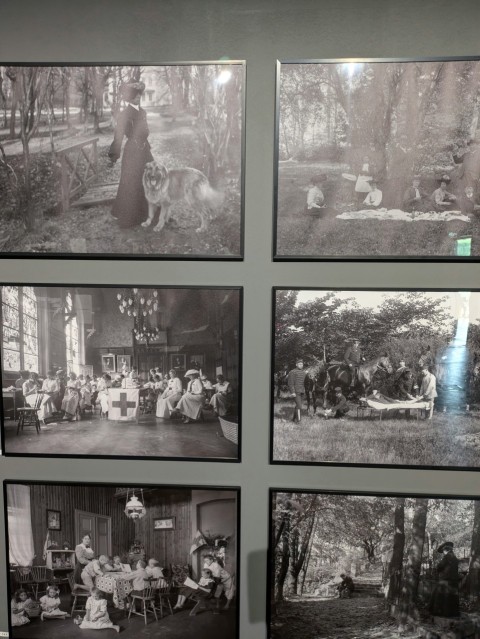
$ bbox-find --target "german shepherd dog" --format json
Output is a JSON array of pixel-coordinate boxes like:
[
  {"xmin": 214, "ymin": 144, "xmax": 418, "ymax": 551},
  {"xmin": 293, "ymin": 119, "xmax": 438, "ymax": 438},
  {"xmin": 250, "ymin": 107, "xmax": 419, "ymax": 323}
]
[{"xmin": 142, "ymin": 160, "xmax": 224, "ymax": 233}]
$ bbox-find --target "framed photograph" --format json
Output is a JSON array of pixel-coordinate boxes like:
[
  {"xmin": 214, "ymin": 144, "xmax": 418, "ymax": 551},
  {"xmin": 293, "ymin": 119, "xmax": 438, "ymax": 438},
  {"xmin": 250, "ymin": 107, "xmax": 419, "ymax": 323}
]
[
  {"xmin": 116, "ymin": 354, "xmax": 132, "ymax": 373},
  {"xmin": 102, "ymin": 354, "xmax": 116, "ymax": 373},
  {"xmin": 268, "ymin": 488, "xmax": 480, "ymax": 639},
  {"xmin": 4, "ymin": 480, "xmax": 240, "ymax": 638},
  {"xmin": 46, "ymin": 508, "xmax": 61, "ymax": 531},
  {"xmin": 1, "ymin": 284, "xmax": 242, "ymax": 462},
  {"xmin": 189, "ymin": 354, "xmax": 205, "ymax": 368},
  {"xmin": 153, "ymin": 516, "xmax": 176, "ymax": 530},
  {"xmin": 0, "ymin": 61, "xmax": 245, "ymax": 260},
  {"xmin": 170, "ymin": 354, "xmax": 186, "ymax": 370},
  {"xmin": 274, "ymin": 58, "xmax": 480, "ymax": 261},
  {"xmin": 271, "ymin": 287, "xmax": 480, "ymax": 470}
]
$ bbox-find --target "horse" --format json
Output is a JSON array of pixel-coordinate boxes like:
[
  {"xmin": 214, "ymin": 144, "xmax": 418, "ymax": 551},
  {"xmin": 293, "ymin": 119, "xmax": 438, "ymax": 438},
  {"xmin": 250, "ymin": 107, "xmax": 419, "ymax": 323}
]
[
  {"xmin": 327, "ymin": 354, "xmax": 393, "ymax": 399},
  {"xmin": 304, "ymin": 359, "xmax": 329, "ymax": 414}
]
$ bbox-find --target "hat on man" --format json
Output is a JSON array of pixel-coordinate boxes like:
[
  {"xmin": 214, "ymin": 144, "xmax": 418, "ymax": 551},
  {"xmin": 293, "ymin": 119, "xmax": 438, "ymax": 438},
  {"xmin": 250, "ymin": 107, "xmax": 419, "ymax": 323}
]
[
  {"xmin": 185, "ymin": 369, "xmax": 199, "ymax": 377},
  {"xmin": 334, "ymin": 386, "xmax": 342, "ymax": 392},
  {"xmin": 437, "ymin": 541, "xmax": 454, "ymax": 553},
  {"xmin": 296, "ymin": 358, "xmax": 304, "ymax": 365}
]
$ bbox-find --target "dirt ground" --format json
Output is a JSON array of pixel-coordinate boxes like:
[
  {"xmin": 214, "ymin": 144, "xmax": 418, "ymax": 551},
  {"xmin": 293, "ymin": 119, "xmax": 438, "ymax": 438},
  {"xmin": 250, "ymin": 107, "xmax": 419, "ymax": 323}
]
[
  {"xmin": 271, "ymin": 597, "xmax": 415, "ymax": 639},
  {"xmin": 0, "ymin": 114, "xmax": 242, "ymax": 257}
]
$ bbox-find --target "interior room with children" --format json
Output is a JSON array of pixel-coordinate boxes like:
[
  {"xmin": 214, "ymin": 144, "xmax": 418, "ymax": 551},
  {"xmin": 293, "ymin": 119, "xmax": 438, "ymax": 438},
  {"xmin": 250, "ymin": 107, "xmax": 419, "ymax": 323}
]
[
  {"xmin": 6, "ymin": 481, "xmax": 238, "ymax": 638},
  {"xmin": 1, "ymin": 285, "xmax": 241, "ymax": 460}
]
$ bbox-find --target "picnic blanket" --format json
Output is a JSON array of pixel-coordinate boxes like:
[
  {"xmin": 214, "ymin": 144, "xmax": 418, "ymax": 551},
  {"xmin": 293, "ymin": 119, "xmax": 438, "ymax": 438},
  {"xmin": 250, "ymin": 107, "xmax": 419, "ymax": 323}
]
[
  {"xmin": 95, "ymin": 573, "xmax": 132, "ymax": 609},
  {"xmin": 365, "ymin": 397, "xmax": 430, "ymax": 412},
  {"xmin": 337, "ymin": 208, "xmax": 470, "ymax": 222}
]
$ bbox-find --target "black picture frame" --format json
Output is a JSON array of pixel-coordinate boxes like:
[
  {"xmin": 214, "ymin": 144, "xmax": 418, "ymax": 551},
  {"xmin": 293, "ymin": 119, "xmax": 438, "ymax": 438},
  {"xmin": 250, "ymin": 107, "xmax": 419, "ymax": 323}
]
[
  {"xmin": 153, "ymin": 516, "xmax": 176, "ymax": 530},
  {"xmin": 272, "ymin": 56, "xmax": 480, "ymax": 263},
  {"xmin": 269, "ymin": 286, "xmax": 480, "ymax": 470},
  {"xmin": 267, "ymin": 487, "xmax": 480, "ymax": 639},
  {"xmin": 0, "ymin": 59, "xmax": 246, "ymax": 261},
  {"xmin": 46, "ymin": 508, "xmax": 61, "ymax": 531},
  {"xmin": 0, "ymin": 284, "xmax": 243, "ymax": 463},
  {"xmin": 4, "ymin": 480, "xmax": 240, "ymax": 639}
]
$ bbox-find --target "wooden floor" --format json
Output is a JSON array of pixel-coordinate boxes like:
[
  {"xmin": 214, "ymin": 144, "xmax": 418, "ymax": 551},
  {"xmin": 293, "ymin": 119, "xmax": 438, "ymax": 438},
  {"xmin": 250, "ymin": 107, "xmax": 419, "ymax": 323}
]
[
  {"xmin": 11, "ymin": 592, "xmax": 237, "ymax": 638},
  {"xmin": 3, "ymin": 411, "xmax": 238, "ymax": 459}
]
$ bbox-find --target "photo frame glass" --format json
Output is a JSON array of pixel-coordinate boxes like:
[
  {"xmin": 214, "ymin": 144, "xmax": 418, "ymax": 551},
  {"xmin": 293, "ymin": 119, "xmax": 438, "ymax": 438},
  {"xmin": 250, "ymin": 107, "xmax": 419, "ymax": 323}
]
[
  {"xmin": 153, "ymin": 516, "xmax": 175, "ymax": 530},
  {"xmin": 272, "ymin": 287, "xmax": 480, "ymax": 470},
  {"xmin": 275, "ymin": 58, "xmax": 480, "ymax": 260},
  {"xmin": 269, "ymin": 489, "xmax": 480, "ymax": 638},
  {"xmin": 46, "ymin": 508, "xmax": 61, "ymax": 531},
  {"xmin": 0, "ymin": 62, "xmax": 245, "ymax": 260},
  {"xmin": 1, "ymin": 285, "xmax": 242, "ymax": 462}
]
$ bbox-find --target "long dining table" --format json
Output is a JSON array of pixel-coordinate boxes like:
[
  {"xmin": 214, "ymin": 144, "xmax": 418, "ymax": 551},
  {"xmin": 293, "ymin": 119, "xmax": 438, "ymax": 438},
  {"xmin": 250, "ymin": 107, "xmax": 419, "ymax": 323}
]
[{"xmin": 95, "ymin": 572, "xmax": 133, "ymax": 609}]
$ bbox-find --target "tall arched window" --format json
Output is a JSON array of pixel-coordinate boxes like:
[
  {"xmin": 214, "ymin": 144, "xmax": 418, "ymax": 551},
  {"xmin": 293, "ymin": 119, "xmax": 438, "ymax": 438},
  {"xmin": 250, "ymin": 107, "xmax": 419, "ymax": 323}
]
[
  {"xmin": 65, "ymin": 291, "xmax": 79, "ymax": 374},
  {"xmin": 1, "ymin": 286, "xmax": 39, "ymax": 373}
]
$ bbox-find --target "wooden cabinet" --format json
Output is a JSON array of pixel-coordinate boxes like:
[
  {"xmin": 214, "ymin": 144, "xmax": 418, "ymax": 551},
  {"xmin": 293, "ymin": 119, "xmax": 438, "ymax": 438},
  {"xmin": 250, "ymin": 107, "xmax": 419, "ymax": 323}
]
[{"xmin": 45, "ymin": 549, "xmax": 76, "ymax": 571}]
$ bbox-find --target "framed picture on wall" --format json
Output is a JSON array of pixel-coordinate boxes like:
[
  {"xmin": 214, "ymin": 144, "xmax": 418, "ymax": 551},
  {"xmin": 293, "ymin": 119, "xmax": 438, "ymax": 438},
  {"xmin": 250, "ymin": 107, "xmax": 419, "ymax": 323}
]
[
  {"xmin": 46, "ymin": 508, "xmax": 61, "ymax": 531},
  {"xmin": 4, "ymin": 480, "xmax": 240, "ymax": 639},
  {"xmin": 101, "ymin": 353, "xmax": 116, "ymax": 373},
  {"xmin": 0, "ymin": 284, "xmax": 243, "ymax": 462},
  {"xmin": 189, "ymin": 354, "xmax": 205, "ymax": 368},
  {"xmin": 271, "ymin": 286, "xmax": 480, "ymax": 470},
  {"xmin": 268, "ymin": 488, "xmax": 480, "ymax": 638},
  {"xmin": 274, "ymin": 57, "xmax": 480, "ymax": 261},
  {"xmin": 153, "ymin": 516, "xmax": 176, "ymax": 530},
  {"xmin": 0, "ymin": 61, "xmax": 245, "ymax": 260}
]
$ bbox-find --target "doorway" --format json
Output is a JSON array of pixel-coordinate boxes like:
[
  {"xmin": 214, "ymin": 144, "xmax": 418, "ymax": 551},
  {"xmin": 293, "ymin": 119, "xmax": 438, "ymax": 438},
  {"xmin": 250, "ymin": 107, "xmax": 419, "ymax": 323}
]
[{"xmin": 75, "ymin": 510, "xmax": 112, "ymax": 557}]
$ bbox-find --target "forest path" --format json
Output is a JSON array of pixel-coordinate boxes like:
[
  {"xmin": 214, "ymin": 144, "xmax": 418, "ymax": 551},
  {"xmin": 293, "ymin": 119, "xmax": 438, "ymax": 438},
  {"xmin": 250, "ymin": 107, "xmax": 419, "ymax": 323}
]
[{"xmin": 272, "ymin": 597, "xmax": 411, "ymax": 639}]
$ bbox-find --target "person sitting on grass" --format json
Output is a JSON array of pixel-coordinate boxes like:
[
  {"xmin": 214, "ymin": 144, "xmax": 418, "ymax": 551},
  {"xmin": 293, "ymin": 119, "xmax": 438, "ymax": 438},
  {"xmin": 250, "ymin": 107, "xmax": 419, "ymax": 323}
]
[
  {"xmin": 362, "ymin": 179, "xmax": 382, "ymax": 208},
  {"xmin": 305, "ymin": 174, "xmax": 327, "ymax": 213},
  {"xmin": 173, "ymin": 568, "xmax": 216, "ymax": 611},
  {"xmin": 39, "ymin": 585, "xmax": 70, "ymax": 621},
  {"xmin": 337, "ymin": 574, "xmax": 355, "ymax": 598},
  {"xmin": 79, "ymin": 587, "xmax": 120, "ymax": 632},
  {"xmin": 321, "ymin": 387, "xmax": 350, "ymax": 419}
]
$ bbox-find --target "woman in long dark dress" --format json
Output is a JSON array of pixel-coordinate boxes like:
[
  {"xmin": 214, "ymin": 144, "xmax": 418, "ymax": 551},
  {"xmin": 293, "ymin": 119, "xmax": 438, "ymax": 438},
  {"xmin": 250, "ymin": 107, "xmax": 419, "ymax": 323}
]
[
  {"xmin": 108, "ymin": 81, "xmax": 154, "ymax": 228},
  {"xmin": 429, "ymin": 541, "xmax": 460, "ymax": 618}
]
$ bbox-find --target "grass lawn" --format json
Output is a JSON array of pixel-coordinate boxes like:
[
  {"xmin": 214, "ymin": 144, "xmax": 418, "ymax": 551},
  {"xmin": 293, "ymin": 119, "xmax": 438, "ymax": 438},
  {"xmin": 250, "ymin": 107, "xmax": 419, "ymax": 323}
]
[
  {"xmin": 272, "ymin": 399, "xmax": 480, "ymax": 468},
  {"xmin": 275, "ymin": 161, "xmax": 480, "ymax": 258}
]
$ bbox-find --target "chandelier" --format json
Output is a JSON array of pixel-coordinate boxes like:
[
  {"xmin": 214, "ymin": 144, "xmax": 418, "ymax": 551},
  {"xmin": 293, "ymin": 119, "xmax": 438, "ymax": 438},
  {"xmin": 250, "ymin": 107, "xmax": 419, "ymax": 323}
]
[
  {"xmin": 124, "ymin": 488, "xmax": 147, "ymax": 520},
  {"xmin": 116, "ymin": 288, "xmax": 162, "ymax": 342}
]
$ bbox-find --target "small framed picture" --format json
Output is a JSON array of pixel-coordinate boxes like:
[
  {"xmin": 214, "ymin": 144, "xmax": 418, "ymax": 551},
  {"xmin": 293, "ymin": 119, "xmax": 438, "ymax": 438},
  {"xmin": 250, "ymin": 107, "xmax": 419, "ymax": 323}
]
[
  {"xmin": 101, "ymin": 354, "xmax": 116, "ymax": 373},
  {"xmin": 153, "ymin": 517, "xmax": 175, "ymax": 530},
  {"xmin": 189, "ymin": 354, "xmax": 204, "ymax": 368},
  {"xmin": 47, "ymin": 509, "xmax": 61, "ymax": 531},
  {"xmin": 116, "ymin": 354, "xmax": 132, "ymax": 372},
  {"xmin": 170, "ymin": 354, "xmax": 186, "ymax": 370}
]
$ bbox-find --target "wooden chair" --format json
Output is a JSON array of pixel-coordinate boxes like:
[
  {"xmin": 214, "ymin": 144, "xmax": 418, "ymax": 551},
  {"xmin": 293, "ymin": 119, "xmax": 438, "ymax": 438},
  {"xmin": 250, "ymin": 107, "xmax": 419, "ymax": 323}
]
[
  {"xmin": 31, "ymin": 566, "xmax": 50, "ymax": 599},
  {"xmin": 13, "ymin": 566, "xmax": 36, "ymax": 596},
  {"xmin": 16, "ymin": 391, "xmax": 45, "ymax": 435},
  {"xmin": 67, "ymin": 571, "xmax": 89, "ymax": 616},
  {"xmin": 189, "ymin": 591, "xmax": 217, "ymax": 616},
  {"xmin": 152, "ymin": 578, "xmax": 173, "ymax": 618},
  {"xmin": 128, "ymin": 583, "xmax": 158, "ymax": 625}
]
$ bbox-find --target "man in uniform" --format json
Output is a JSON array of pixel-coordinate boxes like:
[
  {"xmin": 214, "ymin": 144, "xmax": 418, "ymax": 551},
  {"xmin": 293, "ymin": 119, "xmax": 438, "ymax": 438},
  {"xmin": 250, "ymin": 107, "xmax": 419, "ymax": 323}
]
[
  {"xmin": 429, "ymin": 541, "xmax": 460, "ymax": 618},
  {"xmin": 323, "ymin": 387, "xmax": 350, "ymax": 419},
  {"xmin": 287, "ymin": 358, "xmax": 308, "ymax": 423},
  {"xmin": 344, "ymin": 338, "xmax": 364, "ymax": 388}
]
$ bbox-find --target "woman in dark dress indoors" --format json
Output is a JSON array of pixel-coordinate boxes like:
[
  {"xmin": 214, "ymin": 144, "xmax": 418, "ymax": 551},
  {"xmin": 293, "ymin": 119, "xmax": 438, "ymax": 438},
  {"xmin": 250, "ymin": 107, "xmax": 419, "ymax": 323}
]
[{"xmin": 108, "ymin": 81, "xmax": 154, "ymax": 228}]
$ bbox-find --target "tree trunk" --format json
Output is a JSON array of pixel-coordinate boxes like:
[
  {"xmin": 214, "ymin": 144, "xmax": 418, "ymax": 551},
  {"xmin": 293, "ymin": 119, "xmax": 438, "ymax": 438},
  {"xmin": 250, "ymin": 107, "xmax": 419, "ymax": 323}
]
[
  {"xmin": 467, "ymin": 500, "xmax": 480, "ymax": 601},
  {"xmin": 388, "ymin": 497, "xmax": 405, "ymax": 603},
  {"xmin": 399, "ymin": 498, "xmax": 428, "ymax": 628},
  {"xmin": 275, "ymin": 520, "xmax": 290, "ymax": 603}
]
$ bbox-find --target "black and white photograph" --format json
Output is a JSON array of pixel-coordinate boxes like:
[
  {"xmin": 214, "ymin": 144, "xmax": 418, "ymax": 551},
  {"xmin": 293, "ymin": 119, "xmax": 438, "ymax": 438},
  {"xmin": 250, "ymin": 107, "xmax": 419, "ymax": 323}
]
[
  {"xmin": 274, "ymin": 58, "xmax": 480, "ymax": 259},
  {"xmin": 272, "ymin": 287, "xmax": 480, "ymax": 469},
  {"xmin": 1, "ymin": 284, "xmax": 242, "ymax": 460},
  {"xmin": 269, "ymin": 489, "xmax": 480, "ymax": 639},
  {"xmin": 5, "ymin": 480, "xmax": 239, "ymax": 638},
  {"xmin": 0, "ymin": 62, "xmax": 244, "ymax": 259}
]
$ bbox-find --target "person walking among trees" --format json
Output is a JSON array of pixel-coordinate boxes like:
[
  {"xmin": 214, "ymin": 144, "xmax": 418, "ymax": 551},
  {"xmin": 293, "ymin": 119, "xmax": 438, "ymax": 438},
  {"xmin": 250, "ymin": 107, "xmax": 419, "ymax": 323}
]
[
  {"xmin": 108, "ymin": 81, "xmax": 154, "ymax": 229},
  {"xmin": 429, "ymin": 541, "xmax": 460, "ymax": 618},
  {"xmin": 287, "ymin": 358, "xmax": 307, "ymax": 423}
]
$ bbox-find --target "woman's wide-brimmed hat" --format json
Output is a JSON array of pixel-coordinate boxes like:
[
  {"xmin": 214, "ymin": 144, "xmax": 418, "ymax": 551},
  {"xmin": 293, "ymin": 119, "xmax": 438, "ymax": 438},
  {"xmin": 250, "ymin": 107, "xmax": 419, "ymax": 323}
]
[
  {"xmin": 437, "ymin": 541, "xmax": 454, "ymax": 552},
  {"xmin": 185, "ymin": 369, "xmax": 199, "ymax": 377},
  {"xmin": 120, "ymin": 81, "xmax": 146, "ymax": 101}
]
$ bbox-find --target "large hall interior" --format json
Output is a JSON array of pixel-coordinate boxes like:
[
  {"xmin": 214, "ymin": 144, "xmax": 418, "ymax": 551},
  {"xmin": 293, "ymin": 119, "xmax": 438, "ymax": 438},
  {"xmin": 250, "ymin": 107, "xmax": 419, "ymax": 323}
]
[{"xmin": 1, "ymin": 285, "xmax": 241, "ymax": 459}]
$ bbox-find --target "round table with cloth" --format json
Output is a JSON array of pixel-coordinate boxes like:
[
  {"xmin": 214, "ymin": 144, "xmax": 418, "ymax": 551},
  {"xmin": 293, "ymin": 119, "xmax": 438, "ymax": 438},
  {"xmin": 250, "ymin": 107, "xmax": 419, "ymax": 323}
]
[{"xmin": 95, "ymin": 573, "xmax": 133, "ymax": 609}]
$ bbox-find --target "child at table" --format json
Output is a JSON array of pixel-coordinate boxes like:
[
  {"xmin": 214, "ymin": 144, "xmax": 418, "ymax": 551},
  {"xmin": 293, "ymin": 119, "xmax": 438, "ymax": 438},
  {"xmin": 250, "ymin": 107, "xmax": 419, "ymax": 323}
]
[
  {"xmin": 104, "ymin": 555, "xmax": 123, "ymax": 572},
  {"xmin": 173, "ymin": 568, "xmax": 216, "ymax": 609},
  {"xmin": 80, "ymin": 588, "xmax": 120, "ymax": 633},
  {"xmin": 124, "ymin": 560, "xmax": 149, "ymax": 595},
  {"xmin": 81, "ymin": 555, "xmax": 109, "ymax": 590},
  {"xmin": 39, "ymin": 585, "xmax": 70, "ymax": 621},
  {"xmin": 146, "ymin": 558, "xmax": 164, "ymax": 580},
  {"xmin": 11, "ymin": 589, "xmax": 35, "ymax": 626}
]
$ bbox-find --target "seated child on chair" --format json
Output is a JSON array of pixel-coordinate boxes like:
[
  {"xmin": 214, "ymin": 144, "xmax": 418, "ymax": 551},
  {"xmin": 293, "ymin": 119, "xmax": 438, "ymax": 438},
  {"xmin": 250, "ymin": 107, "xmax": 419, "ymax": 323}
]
[
  {"xmin": 146, "ymin": 558, "xmax": 164, "ymax": 580},
  {"xmin": 39, "ymin": 585, "xmax": 70, "ymax": 621},
  {"xmin": 80, "ymin": 588, "xmax": 120, "ymax": 632},
  {"xmin": 173, "ymin": 569, "xmax": 216, "ymax": 609}
]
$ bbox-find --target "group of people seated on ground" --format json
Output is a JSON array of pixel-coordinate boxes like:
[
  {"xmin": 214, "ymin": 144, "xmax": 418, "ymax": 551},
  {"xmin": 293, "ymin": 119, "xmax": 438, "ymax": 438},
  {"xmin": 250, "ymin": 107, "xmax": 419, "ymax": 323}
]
[
  {"xmin": 305, "ymin": 161, "xmax": 480, "ymax": 215},
  {"xmin": 8, "ymin": 363, "xmax": 234, "ymax": 426}
]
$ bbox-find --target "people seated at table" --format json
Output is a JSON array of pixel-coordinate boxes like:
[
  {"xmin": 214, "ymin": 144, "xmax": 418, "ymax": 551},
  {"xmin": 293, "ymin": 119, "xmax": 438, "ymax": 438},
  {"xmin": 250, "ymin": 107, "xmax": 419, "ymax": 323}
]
[
  {"xmin": 124, "ymin": 560, "xmax": 149, "ymax": 597},
  {"xmin": 156, "ymin": 369, "xmax": 183, "ymax": 419},
  {"xmin": 81, "ymin": 555, "xmax": 109, "ymax": 591},
  {"xmin": 395, "ymin": 368, "xmax": 418, "ymax": 401},
  {"xmin": 61, "ymin": 371, "xmax": 81, "ymax": 420},
  {"xmin": 79, "ymin": 588, "xmax": 120, "ymax": 632},
  {"xmin": 146, "ymin": 558, "xmax": 164, "ymax": 580},
  {"xmin": 175, "ymin": 370, "xmax": 205, "ymax": 424},
  {"xmin": 173, "ymin": 568, "xmax": 216, "ymax": 610},
  {"xmin": 210, "ymin": 375, "xmax": 232, "ymax": 416}
]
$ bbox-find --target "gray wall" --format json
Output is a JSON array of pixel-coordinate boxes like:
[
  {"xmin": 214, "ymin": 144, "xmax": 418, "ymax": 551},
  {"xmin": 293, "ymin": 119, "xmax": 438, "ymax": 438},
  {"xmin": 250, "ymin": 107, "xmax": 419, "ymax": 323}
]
[{"xmin": 1, "ymin": 0, "xmax": 480, "ymax": 636}]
